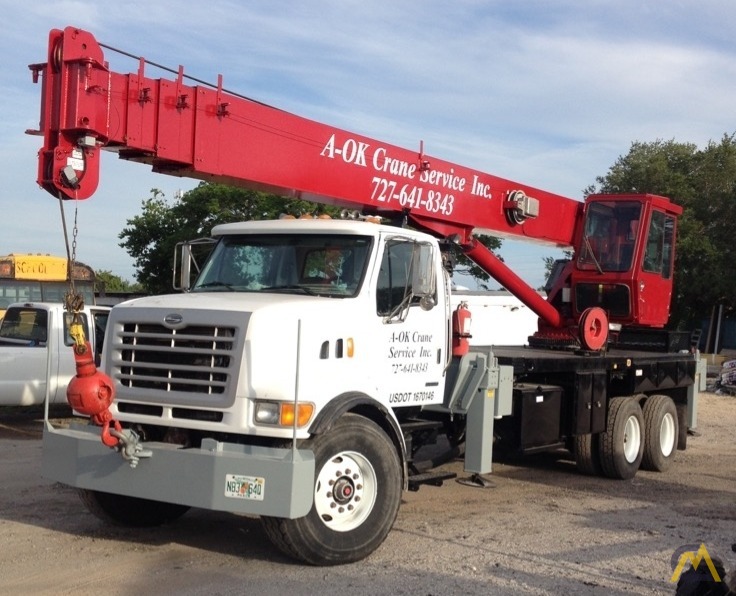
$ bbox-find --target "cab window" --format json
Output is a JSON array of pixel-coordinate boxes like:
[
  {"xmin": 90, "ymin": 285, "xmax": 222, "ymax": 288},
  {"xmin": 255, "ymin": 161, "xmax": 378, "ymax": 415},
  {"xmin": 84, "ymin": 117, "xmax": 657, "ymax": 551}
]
[{"xmin": 642, "ymin": 211, "xmax": 675, "ymax": 278}]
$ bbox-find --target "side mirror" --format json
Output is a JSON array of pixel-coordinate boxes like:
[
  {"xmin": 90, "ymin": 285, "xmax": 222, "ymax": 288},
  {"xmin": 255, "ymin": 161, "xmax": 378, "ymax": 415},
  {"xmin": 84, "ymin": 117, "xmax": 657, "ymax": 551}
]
[
  {"xmin": 178, "ymin": 243, "xmax": 193, "ymax": 291},
  {"xmin": 173, "ymin": 238, "xmax": 216, "ymax": 291},
  {"xmin": 412, "ymin": 243, "xmax": 437, "ymax": 311}
]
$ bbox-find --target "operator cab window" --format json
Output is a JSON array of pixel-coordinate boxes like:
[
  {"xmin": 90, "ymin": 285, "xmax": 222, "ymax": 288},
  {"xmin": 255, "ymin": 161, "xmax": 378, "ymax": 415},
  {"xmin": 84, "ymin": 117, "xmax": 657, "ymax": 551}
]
[
  {"xmin": 579, "ymin": 201, "xmax": 642, "ymax": 273},
  {"xmin": 642, "ymin": 211, "xmax": 675, "ymax": 278}
]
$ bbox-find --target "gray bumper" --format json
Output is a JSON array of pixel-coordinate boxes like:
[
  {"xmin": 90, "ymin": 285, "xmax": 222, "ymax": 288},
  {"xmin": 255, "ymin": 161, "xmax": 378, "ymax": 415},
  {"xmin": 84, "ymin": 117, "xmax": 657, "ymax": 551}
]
[{"xmin": 42, "ymin": 422, "xmax": 315, "ymax": 519}]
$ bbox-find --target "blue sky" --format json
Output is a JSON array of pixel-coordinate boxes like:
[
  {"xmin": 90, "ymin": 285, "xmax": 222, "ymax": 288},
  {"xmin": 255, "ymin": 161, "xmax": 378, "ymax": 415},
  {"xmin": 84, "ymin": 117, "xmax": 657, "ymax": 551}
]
[{"xmin": 1, "ymin": 1, "xmax": 734, "ymax": 288}]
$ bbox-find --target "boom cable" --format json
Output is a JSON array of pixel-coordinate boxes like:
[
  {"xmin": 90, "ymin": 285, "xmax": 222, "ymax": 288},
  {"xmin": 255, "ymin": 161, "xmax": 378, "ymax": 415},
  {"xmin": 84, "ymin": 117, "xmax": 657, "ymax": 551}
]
[{"xmin": 99, "ymin": 42, "xmax": 280, "ymax": 110}]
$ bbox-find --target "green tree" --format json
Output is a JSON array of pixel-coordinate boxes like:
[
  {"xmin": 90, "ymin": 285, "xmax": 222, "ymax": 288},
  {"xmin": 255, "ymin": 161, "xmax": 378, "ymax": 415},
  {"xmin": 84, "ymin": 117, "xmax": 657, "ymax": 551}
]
[
  {"xmin": 450, "ymin": 233, "xmax": 503, "ymax": 289},
  {"xmin": 119, "ymin": 184, "xmax": 337, "ymax": 294},
  {"xmin": 542, "ymin": 249, "xmax": 574, "ymax": 289},
  {"xmin": 95, "ymin": 270, "xmax": 143, "ymax": 293},
  {"xmin": 120, "ymin": 182, "xmax": 505, "ymax": 294},
  {"xmin": 586, "ymin": 135, "xmax": 736, "ymax": 329}
]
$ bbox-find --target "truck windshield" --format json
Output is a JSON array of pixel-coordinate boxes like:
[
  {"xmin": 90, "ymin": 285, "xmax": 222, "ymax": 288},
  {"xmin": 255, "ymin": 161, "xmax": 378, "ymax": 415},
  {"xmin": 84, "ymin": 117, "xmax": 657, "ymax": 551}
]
[
  {"xmin": 578, "ymin": 201, "xmax": 642, "ymax": 273},
  {"xmin": 191, "ymin": 234, "xmax": 373, "ymax": 298}
]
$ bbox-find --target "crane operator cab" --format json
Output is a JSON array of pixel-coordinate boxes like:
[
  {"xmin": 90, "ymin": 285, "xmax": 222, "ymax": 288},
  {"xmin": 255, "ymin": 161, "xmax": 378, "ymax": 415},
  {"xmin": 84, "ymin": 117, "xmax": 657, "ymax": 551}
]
[{"xmin": 543, "ymin": 193, "xmax": 682, "ymax": 347}]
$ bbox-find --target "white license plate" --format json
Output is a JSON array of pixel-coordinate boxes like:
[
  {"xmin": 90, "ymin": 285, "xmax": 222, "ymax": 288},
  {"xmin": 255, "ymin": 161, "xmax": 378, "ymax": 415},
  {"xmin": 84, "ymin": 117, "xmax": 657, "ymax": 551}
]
[{"xmin": 224, "ymin": 474, "xmax": 265, "ymax": 501}]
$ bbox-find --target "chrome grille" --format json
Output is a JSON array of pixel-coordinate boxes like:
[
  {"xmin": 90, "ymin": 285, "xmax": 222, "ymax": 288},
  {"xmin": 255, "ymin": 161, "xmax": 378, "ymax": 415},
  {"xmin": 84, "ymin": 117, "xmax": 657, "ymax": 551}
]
[{"xmin": 117, "ymin": 323, "xmax": 236, "ymax": 394}]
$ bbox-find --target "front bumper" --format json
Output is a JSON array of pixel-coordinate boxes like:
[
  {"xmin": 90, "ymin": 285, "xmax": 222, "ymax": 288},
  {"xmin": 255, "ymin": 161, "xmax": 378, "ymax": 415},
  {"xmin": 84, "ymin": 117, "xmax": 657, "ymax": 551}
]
[{"xmin": 42, "ymin": 422, "xmax": 315, "ymax": 518}]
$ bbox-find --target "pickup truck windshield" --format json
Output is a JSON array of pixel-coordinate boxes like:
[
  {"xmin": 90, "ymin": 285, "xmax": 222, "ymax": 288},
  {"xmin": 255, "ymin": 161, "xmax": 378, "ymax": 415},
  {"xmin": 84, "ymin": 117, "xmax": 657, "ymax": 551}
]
[{"xmin": 192, "ymin": 234, "xmax": 373, "ymax": 298}]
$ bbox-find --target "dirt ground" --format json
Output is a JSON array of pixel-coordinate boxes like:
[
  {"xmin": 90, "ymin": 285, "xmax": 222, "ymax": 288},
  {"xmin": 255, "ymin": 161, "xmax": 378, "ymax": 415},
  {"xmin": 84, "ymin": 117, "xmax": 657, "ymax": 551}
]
[{"xmin": 1, "ymin": 393, "xmax": 735, "ymax": 596}]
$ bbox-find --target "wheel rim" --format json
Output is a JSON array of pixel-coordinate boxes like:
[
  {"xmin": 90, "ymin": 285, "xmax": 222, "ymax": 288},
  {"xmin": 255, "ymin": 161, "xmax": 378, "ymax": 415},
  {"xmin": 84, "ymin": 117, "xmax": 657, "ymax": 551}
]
[
  {"xmin": 659, "ymin": 412, "xmax": 676, "ymax": 457},
  {"xmin": 623, "ymin": 415, "xmax": 642, "ymax": 463},
  {"xmin": 314, "ymin": 450, "xmax": 377, "ymax": 532}
]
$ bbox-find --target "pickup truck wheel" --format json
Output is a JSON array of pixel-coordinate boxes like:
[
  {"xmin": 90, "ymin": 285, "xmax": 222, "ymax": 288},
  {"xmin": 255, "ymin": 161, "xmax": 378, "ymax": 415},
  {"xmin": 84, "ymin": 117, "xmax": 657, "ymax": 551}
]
[
  {"xmin": 598, "ymin": 397, "xmax": 644, "ymax": 480},
  {"xmin": 261, "ymin": 413, "xmax": 402, "ymax": 565},
  {"xmin": 641, "ymin": 395, "xmax": 678, "ymax": 472},
  {"xmin": 78, "ymin": 489, "xmax": 190, "ymax": 527},
  {"xmin": 574, "ymin": 433, "xmax": 602, "ymax": 476}
]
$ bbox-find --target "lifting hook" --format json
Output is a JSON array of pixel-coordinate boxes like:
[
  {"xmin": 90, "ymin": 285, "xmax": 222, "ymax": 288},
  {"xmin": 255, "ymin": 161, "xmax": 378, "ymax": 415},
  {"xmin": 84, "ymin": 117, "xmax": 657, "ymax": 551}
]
[{"xmin": 66, "ymin": 338, "xmax": 121, "ymax": 448}]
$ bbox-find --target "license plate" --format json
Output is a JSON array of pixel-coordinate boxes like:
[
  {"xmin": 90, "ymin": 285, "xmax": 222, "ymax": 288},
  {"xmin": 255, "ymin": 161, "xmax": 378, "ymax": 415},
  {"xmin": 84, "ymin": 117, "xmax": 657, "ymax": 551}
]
[{"xmin": 224, "ymin": 474, "xmax": 265, "ymax": 501}]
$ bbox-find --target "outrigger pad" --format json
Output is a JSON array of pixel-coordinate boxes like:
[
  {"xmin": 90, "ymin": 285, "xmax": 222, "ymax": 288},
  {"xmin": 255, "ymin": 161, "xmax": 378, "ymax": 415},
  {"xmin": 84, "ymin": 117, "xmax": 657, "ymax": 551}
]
[{"xmin": 456, "ymin": 473, "xmax": 495, "ymax": 489}]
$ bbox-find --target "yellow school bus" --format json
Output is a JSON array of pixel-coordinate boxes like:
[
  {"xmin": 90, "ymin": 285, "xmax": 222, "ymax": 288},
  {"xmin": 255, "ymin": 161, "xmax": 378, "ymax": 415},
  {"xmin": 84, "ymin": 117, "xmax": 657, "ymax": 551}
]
[{"xmin": 0, "ymin": 254, "xmax": 95, "ymax": 318}]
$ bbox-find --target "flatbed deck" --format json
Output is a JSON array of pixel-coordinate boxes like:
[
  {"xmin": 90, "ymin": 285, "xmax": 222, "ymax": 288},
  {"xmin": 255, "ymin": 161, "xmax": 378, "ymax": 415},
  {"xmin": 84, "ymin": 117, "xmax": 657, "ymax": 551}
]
[
  {"xmin": 491, "ymin": 344, "xmax": 692, "ymax": 367},
  {"xmin": 480, "ymin": 344, "xmax": 697, "ymax": 394}
]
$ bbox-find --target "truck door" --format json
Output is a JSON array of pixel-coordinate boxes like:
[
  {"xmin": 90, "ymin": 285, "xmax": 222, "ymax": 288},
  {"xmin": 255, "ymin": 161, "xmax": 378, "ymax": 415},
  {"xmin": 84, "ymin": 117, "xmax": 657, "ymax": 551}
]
[
  {"xmin": 636, "ymin": 210, "xmax": 677, "ymax": 326},
  {"xmin": 374, "ymin": 236, "xmax": 447, "ymax": 408},
  {"xmin": 0, "ymin": 306, "xmax": 56, "ymax": 405}
]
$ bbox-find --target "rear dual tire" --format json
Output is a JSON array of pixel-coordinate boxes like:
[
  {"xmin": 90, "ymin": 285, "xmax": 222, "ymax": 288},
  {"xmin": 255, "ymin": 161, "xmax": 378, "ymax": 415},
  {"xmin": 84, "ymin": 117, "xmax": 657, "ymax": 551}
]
[
  {"xmin": 580, "ymin": 395, "xmax": 678, "ymax": 479},
  {"xmin": 574, "ymin": 432, "xmax": 602, "ymax": 476},
  {"xmin": 599, "ymin": 397, "xmax": 644, "ymax": 480},
  {"xmin": 641, "ymin": 394, "xmax": 678, "ymax": 472}
]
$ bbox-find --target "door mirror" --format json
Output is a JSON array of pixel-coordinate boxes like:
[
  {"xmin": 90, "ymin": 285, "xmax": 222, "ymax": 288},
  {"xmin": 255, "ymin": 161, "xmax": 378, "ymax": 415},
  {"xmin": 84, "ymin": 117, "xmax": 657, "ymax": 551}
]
[
  {"xmin": 412, "ymin": 243, "xmax": 436, "ymax": 311},
  {"xmin": 173, "ymin": 238, "xmax": 216, "ymax": 291},
  {"xmin": 377, "ymin": 239, "xmax": 438, "ymax": 320}
]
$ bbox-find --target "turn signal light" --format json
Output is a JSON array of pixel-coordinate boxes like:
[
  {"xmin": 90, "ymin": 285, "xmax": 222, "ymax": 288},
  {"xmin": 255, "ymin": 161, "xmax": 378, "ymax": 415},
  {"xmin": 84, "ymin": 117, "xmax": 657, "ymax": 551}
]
[
  {"xmin": 280, "ymin": 403, "xmax": 315, "ymax": 427},
  {"xmin": 254, "ymin": 401, "xmax": 315, "ymax": 428}
]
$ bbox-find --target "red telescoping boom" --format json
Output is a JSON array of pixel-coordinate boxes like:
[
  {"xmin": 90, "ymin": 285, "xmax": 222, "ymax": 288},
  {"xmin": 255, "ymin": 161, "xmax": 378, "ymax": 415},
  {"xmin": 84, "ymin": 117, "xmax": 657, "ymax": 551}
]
[{"xmin": 28, "ymin": 26, "xmax": 681, "ymax": 347}]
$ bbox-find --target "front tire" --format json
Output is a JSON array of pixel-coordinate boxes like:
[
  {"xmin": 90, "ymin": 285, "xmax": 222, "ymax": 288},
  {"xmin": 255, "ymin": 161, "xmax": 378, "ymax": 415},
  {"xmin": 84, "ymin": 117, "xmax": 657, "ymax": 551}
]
[
  {"xmin": 598, "ymin": 397, "xmax": 644, "ymax": 479},
  {"xmin": 641, "ymin": 395, "xmax": 678, "ymax": 472},
  {"xmin": 261, "ymin": 414, "xmax": 402, "ymax": 565},
  {"xmin": 78, "ymin": 489, "xmax": 190, "ymax": 527}
]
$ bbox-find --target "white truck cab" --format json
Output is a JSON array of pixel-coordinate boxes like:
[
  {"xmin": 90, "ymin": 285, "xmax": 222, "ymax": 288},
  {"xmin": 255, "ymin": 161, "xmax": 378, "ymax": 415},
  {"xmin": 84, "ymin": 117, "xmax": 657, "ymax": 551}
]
[{"xmin": 105, "ymin": 219, "xmax": 451, "ymax": 439}]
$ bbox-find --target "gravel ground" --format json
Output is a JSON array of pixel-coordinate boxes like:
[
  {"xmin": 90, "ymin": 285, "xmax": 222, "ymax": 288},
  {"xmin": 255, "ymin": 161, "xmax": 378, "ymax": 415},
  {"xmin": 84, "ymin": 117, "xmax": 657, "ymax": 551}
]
[{"xmin": 0, "ymin": 393, "xmax": 734, "ymax": 595}]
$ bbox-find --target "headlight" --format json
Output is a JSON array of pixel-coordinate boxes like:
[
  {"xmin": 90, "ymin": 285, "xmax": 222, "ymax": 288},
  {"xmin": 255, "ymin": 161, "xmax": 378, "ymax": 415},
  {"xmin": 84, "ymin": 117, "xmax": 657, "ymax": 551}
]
[
  {"xmin": 254, "ymin": 401, "xmax": 315, "ymax": 428},
  {"xmin": 254, "ymin": 402, "xmax": 280, "ymax": 425}
]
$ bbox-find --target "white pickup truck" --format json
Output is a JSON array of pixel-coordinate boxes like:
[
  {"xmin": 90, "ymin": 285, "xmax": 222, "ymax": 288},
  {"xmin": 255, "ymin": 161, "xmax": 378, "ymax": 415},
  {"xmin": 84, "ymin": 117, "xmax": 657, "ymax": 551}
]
[{"xmin": 0, "ymin": 302, "xmax": 110, "ymax": 406}]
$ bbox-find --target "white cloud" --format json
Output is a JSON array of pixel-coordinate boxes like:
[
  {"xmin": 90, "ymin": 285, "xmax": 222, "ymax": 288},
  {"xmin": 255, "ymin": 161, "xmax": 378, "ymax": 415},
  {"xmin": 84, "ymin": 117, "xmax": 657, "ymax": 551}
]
[{"xmin": 0, "ymin": 0, "xmax": 734, "ymax": 288}]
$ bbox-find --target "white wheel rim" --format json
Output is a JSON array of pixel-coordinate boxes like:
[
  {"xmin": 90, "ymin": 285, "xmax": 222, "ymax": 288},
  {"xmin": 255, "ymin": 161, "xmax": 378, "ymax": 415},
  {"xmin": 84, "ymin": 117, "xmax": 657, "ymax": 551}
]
[
  {"xmin": 659, "ymin": 412, "xmax": 676, "ymax": 457},
  {"xmin": 623, "ymin": 415, "xmax": 642, "ymax": 463},
  {"xmin": 314, "ymin": 450, "xmax": 377, "ymax": 532}
]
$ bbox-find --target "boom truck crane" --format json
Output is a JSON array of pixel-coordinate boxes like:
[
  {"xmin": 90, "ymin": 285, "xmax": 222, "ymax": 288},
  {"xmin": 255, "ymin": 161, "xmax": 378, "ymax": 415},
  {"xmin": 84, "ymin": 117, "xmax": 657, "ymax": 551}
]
[{"xmin": 30, "ymin": 27, "xmax": 703, "ymax": 565}]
